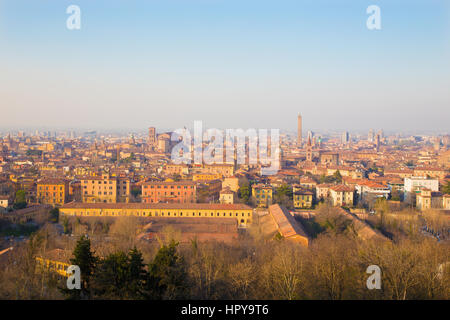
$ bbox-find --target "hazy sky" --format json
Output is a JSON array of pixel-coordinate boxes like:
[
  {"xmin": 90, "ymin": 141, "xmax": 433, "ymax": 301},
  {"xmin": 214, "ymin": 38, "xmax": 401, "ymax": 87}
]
[{"xmin": 0, "ymin": 0, "xmax": 449, "ymax": 133}]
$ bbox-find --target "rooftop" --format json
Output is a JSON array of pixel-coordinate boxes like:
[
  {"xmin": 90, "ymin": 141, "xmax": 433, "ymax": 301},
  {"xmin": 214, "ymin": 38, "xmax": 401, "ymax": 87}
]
[{"xmin": 61, "ymin": 202, "xmax": 252, "ymax": 211}]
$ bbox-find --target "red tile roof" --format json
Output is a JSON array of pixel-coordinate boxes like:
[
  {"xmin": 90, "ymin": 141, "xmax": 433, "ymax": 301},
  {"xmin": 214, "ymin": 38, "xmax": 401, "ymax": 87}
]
[{"xmin": 61, "ymin": 202, "xmax": 252, "ymax": 211}]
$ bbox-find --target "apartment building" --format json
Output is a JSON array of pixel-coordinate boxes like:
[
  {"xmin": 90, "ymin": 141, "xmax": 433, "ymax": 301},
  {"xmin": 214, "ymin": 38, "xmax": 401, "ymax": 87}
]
[
  {"xmin": 219, "ymin": 187, "xmax": 236, "ymax": 204},
  {"xmin": 142, "ymin": 181, "xmax": 196, "ymax": 204},
  {"xmin": 413, "ymin": 166, "xmax": 448, "ymax": 180},
  {"xmin": 293, "ymin": 188, "xmax": 313, "ymax": 209},
  {"xmin": 329, "ymin": 185, "xmax": 354, "ymax": 207},
  {"xmin": 404, "ymin": 176, "xmax": 439, "ymax": 196},
  {"xmin": 355, "ymin": 181, "xmax": 390, "ymax": 201},
  {"xmin": 37, "ymin": 178, "xmax": 70, "ymax": 206},
  {"xmin": 416, "ymin": 189, "xmax": 450, "ymax": 210},
  {"xmin": 252, "ymin": 184, "xmax": 273, "ymax": 208},
  {"xmin": 81, "ymin": 173, "xmax": 130, "ymax": 203}
]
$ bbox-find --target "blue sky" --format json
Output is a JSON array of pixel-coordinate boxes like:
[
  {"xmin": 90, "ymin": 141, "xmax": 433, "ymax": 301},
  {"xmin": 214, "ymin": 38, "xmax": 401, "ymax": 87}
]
[{"xmin": 0, "ymin": 0, "xmax": 449, "ymax": 133}]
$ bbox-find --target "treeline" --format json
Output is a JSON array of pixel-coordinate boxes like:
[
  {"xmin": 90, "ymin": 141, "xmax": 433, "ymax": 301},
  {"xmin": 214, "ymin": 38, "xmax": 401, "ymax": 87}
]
[
  {"xmin": 62, "ymin": 236, "xmax": 188, "ymax": 300},
  {"xmin": 0, "ymin": 218, "xmax": 449, "ymax": 300},
  {"xmin": 52, "ymin": 234, "xmax": 450, "ymax": 300},
  {"xmin": 63, "ymin": 234, "xmax": 450, "ymax": 300}
]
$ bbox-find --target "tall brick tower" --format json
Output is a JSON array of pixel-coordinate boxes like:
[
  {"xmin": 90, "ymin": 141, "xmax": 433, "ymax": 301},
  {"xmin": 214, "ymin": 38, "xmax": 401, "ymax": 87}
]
[
  {"xmin": 148, "ymin": 127, "xmax": 156, "ymax": 149},
  {"xmin": 297, "ymin": 114, "xmax": 302, "ymax": 146}
]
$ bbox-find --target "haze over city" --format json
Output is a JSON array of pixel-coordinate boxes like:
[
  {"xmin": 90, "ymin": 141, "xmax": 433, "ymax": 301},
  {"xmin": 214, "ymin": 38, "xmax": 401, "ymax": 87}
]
[{"xmin": 1, "ymin": 0, "xmax": 449, "ymax": 132}]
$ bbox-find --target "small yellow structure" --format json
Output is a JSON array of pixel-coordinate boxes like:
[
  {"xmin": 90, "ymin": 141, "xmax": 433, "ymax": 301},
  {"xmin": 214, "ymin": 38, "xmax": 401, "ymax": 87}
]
[
  {"xmin": 35, "ymin": 249, "xmax": 71, "ymax": 277},
  {"xmin": 252, "ymin": 184, "xmax": 273, "ymax": 208},
  {"xmin": 293, "ymin": 188, "xmax": 313, "ymax": 209}
]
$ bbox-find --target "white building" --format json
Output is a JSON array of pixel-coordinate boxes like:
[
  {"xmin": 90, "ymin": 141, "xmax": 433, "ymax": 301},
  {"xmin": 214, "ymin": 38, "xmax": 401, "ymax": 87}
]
[
  {"xmin": 404, "ymin": 176, "xmax": 439, "ymax": 202},
  {"xmin": 0, "ymin": 196, "xmax": 9, "ymax": 209},
  {"xmin": 404, "ymin": 177, "xmax": 439, "ymax": 193},
  {"xmin": 355, "ymin": 181, "xmax": 390, "ymax": 201}
]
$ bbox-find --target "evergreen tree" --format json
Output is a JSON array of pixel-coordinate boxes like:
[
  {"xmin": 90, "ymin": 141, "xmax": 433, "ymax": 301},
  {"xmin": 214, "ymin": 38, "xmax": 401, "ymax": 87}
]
[
  {"xmin": 333, "ymin": 170, "xmax": 343, "ymax": 183},
  {"xmin": 91, "ymin": 247, "xmax": 147, "ymax": 299},
  {"xmin": 14, "ymin": 189, "xmax": 27, "ymax": 209},
  {"xmin": 145, "ymin": 240, "xmax": 189, "ymax": 300},
  {"xmin": 49, "ymin": 207, "xmax": 59, "ymax": 223},
  {"xmin": 93, "ymin": 252, "xmax": 129, "ymax": 299},
  {"xmin": 238, "ymin": 184, "xmax": 250, "ymax": 203},
  {"xmin": 127, "ymin": 247, "xmax": 147, "ymax": 299},
  {"xmin": 274, "ymin": 184, "xmax": 293, "ymax": 208},
  {"xmin": 64, "ymin": 235, "xmax": 98, "ymax": 299}
]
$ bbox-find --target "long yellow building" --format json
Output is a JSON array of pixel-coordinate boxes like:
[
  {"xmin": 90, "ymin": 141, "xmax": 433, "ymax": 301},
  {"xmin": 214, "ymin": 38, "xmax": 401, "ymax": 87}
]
[{"xmin": 60, "ymin": 202, "xmax": 253, "ymax": 224}]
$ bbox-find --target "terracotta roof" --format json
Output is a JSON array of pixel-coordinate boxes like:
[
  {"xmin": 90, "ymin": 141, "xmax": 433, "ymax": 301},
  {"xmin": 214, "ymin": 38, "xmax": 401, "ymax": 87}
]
[
  {"xmin": 358, "ymin": 181, "xmax": 388, "ymax": 189},
  {"xmin": 294, "ymin": 189, "xmax": 314, "ymax": 195},
  {"xmin": 269, "ymin": 204, "xmax": 309, "ymax": 240},
  {"xmin": 252, "ymin": 184, "xmax": 272, "ymax": 189},
  {"xmin": 330, "ymin": 185, "xmax": 354, "ymax": 192},
  {"xmin": 37, "ymin": 178, "xmax": 67, "ymax": 185},
  {"xmin": 299, "ymin": 177, "xmax": 317, "ymax": 184},
  {"xmin": 316, "ymin": 183, "xmax": 334, "ymax": 188},
  {"xmin": 143, "ymin": 180, "xmax": 195, "ymax": 186},
  {"xmin": 385, "ymin": 168, "xmax": 414, "ymax": 174},
  {"xmin": 39, "ymin": 248, "xmax": 71, "ymax": 263},
  {"xmin": 220, "ymin": 187, "xmax": 234, "ymax": 194},
  {"xmin": 415, "ymin": 166, "xmax": 446, "ymax": 171},
  {"xmin": 61, "ymin": 202, "xmax": 252, "ymax": 211}
]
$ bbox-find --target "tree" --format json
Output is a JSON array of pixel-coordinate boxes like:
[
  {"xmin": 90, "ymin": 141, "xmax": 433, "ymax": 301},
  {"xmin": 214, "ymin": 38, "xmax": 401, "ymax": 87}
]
[
  {"xmin": 26, "ymin": 149, "xmax": 42, "ymax": 156},
  {"xmin": 238, "ymin": 184, "xmax": 251, "ymax": 203},
  {"xmin": 145, "ymin": 240, "xmax": 189, "ymax": 300},
  {"xmin": 14, "ymin": 190, "xmax": 27, "ymax": 209},
  {"xmin": 442, "ymin": 181, "xmax": 450, "ymax": 195},
  {"xmin": 172, "ymin": 174, "xmax": 181, "ymax": 182},
  {"xmin": 259, "ymin": 243, "xmax": 307, "ymax": 299},
  {"xmin": 390, "ymin": 188, "xmax": 402, "ymax": 201},
  {"xmin": 333, "ymin": 170, "xmax": 343, "ymax": 183},
  {"xmin": 319, "ymin": 174, "xmax": 338, "ymax": 184},
  {"xmin": 314, "ymin": 203, "xmax": 354, "ymax": 236},
  {"xmin": 228, "ymin": 258, "xmax": 257, "ymax": 299},
  {"xmin": 405, "ymin": 160, "xmax": 414, "ymax": 167},
  {"xmin": 93, "ymin": 251, "xmax": 129, "ymax": 299},
  {"xmin": 64, "ymin": 235, "xmax": 98, "ymax": 299},
  {"xmin": 127, "ymin": 247, "xmax": 147, "ymax": 298},
  {"xmin": 109, "ymin": 216, "xmax": 140, "ymax": 249},
  {"xmin": 275, "ymin": 184, "xmax": 293, "ymax": 198},
  {"xmin": 91, "ymin": 247, "xmax": 147, "ymax": 299},
  {"xmin": 274, "ymin": 184, "xmax": 293, "ymax": 208},
  {"xmin": 130, "ymin": 186, "xmax": 141, "ymax": 199},
  {"xmin": 374, "ymin": 197, "xmax": 389, "ymax": 228},
  {"xmin": 62, "ymin": 216, "xmax": 70, "ymax": 234},
  {"xmin": 49, "ymin": 207, "xmax": 59, "ymax": 223}
]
